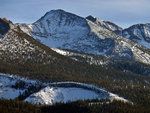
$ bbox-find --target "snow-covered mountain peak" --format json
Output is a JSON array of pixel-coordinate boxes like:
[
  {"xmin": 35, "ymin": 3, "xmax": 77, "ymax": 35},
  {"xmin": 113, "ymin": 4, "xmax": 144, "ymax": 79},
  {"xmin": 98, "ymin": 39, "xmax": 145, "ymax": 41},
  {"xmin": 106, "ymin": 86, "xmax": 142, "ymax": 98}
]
[
  {"xmin": 19, "ymin": 9, "xmax": 150, "ymax": 65},
  {"xmin": 36, "ymin": 9, "xmax": 87, "ymax": 27},
  {"xmin": 29, "ymin": 9, "xmax": 89, "ymax": 42},
  {"xmin": 36, "ymin": 9, "xmax": 65, "ymax": 22},
  {"xmin": 119, "ymin": 23, "xmax": 150, "ymax": 48},
  {"xmin": 19, "ymin": 9, "xmax": 90, "ymax": 49}
]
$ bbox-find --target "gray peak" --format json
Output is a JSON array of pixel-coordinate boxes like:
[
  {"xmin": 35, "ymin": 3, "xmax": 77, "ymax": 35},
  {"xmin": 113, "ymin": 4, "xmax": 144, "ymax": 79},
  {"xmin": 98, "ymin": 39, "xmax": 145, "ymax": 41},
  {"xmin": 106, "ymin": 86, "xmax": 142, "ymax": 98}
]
[{"xmin": 36, "ymin": 9, "xmax": 85, "ymax": 24}]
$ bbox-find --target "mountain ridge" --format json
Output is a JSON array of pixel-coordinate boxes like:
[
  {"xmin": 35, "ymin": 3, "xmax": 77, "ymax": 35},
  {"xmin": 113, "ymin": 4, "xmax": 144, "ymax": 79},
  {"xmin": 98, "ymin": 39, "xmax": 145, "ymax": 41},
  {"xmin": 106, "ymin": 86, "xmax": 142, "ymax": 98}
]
[
  {"xmin": 19, "ymin": 9, "xmax": 150, "ymax": 65},
  {"xmin": 86, "ymin": 15, "xmax": 122, "ymax": 31},
  {"xmin": 86, "ymin": 15, "xmax": 150, "ymax": 49}
]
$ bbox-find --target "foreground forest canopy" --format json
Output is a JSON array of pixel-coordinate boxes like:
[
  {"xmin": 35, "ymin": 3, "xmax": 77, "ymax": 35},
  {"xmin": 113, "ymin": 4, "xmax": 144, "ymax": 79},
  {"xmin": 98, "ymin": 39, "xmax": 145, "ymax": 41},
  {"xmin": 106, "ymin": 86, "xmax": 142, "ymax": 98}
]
[{"xmin": 0, "ymin": 99, "xmax": 150, "ymax": 113}]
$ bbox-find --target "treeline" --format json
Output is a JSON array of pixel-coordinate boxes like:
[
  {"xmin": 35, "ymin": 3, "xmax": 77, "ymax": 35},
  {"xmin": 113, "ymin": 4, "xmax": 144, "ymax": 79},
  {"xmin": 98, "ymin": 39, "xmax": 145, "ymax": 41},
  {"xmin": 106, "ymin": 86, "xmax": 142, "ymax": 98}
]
[
  {"xmin": 0, "ymin": 99, "xmax": 150, "ymax": 113},
  {"xmin": 0, "ymin": 99, "xmax": 40, "ymax": 113}
]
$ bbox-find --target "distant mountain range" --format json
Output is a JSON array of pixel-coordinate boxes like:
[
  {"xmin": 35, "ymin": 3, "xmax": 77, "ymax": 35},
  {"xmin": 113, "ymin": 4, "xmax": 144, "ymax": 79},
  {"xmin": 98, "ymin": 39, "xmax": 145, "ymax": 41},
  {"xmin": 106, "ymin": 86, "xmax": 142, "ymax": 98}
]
[{"xmin": 18, "ymin": 10, "xmax": 150, "ymax": 65}]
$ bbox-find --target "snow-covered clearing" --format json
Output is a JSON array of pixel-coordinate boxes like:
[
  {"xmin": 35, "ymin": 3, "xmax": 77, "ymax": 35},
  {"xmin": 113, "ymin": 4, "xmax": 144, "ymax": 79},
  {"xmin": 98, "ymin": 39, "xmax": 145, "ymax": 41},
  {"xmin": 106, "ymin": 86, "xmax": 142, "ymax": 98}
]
[{"xmin": 0, "ymin": 73, "xmax": 129, "ymax": 105}]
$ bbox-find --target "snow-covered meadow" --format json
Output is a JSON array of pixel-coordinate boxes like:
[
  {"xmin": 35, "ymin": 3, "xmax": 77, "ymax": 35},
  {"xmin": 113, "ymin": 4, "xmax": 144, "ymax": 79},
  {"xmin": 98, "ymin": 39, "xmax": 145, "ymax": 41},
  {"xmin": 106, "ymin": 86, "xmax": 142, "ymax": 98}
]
[{"xmin": 0, "ymin": 73, "xmax": 129, "ymax": 105}]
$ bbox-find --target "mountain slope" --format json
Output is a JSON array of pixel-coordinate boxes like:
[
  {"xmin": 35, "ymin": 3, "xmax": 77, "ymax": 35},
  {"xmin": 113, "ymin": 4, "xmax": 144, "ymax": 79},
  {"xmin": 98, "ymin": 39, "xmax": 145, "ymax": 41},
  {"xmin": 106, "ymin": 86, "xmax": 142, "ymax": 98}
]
[
  {"xmin": 19, "ymin": 9, "xmax": 150, "ymax": 65},
  {"xmin": 0, "ymin": 27, "xmax": 53, "ymax": 64},
  {"xmin": 52, "ymin": 48, "xmax": 150, "ymax": 76}
]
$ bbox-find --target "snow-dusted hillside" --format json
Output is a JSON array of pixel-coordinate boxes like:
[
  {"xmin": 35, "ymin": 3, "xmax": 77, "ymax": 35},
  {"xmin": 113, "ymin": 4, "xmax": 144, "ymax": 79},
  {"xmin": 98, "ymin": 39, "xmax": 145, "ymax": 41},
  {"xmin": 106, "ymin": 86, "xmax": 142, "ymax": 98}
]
[
  {"xmin": 19, "ymin": 9, "xmax": 150, "ymax": 65},
  {"xmin": 51, "ymin": 48, "xmax": 108, "ymax": 65},
  {"xmin": 0, "ymin": 74, "xmax": 128, "ymax": 105},
  {"xmin": 118, "ymin": 23, "xmax": 150, "ymax": 49},
  {"xmin": 0, "ymin": 27, "xmax": 53, "ymax": 64},
  {"xmin": 52, "ymin": 48, "xmax": 150, "ymax": 76}
]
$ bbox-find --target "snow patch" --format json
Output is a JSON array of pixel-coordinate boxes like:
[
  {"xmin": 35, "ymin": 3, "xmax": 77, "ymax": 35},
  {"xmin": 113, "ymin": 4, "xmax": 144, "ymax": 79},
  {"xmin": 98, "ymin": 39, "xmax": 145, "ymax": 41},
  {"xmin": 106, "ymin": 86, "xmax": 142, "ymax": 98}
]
[{"xmin": 25, "ymin": 87, "xmax": 103, "ymax": 105}]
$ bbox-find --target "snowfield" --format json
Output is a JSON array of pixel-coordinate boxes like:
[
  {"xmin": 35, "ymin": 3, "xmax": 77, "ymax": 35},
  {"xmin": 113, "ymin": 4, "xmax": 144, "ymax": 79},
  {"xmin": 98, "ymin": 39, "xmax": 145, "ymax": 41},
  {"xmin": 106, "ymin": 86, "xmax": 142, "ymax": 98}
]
[
  {"xmin": 25, "ymin": 87, "xmax": 104, "ymax": 105},
  {"xmin": 0, "ymin": 73, "xmax": 129, "ymax": 105}
]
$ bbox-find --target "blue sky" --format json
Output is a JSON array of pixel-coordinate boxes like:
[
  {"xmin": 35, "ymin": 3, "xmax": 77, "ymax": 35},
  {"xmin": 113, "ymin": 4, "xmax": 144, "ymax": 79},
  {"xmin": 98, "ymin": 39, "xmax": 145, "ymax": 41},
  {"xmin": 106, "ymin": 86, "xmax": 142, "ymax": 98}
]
[{"xmin": 0, "ymin": 0, "xmax": 150, "ymax": 28}]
